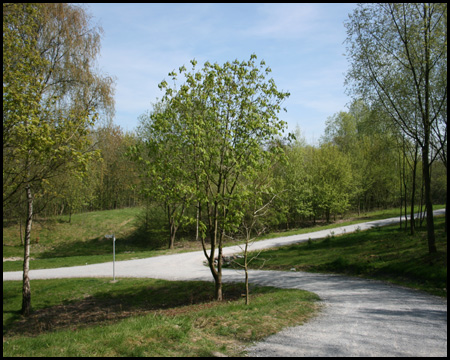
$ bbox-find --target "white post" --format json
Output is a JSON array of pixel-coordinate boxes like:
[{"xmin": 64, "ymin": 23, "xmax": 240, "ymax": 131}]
[{"xmin": 105, "ymin": 234, "xmax": 116, "ymax": 281}]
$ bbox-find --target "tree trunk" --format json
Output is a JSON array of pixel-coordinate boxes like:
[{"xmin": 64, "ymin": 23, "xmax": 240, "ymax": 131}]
[
  {"xmin": 169, "ymin": 224, "xmax": 176, "ymax": 250},
  {"xmin": 410, "ymin": 143, "xmax": 419, "ymax": 235},
  {"xmin": 215, "ymin": 229, "xmax": 223, "ymax": 301},
  {"xmin": 167, "ymin": 205, "xmax": 175, "ymax": 249},
  {"xmin": 423, "ymin": 136, "xmax": 436, "ymax": 253},
  {"xmin": 244, "ymin": 236, "xmax": 250, "ymax": 305},
  {"xmin": 422, "ymin": 5, "xmax": 436, "ymax": 254},
  {"xmin": 22, "ymin": 185, "xmax": 33, "ymax": 316}
]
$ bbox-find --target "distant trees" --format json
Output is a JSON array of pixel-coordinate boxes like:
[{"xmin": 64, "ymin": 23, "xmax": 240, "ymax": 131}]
[
  {"xmin": 322, "ymin": 102, "xmax": 399, "ymax": 214},
  {"xmin": 133, "ymin": 103, "xmax": 195, "ymax": 249}
]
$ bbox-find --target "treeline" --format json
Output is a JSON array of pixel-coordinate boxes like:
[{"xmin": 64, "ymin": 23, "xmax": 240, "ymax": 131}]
[
  {"xmin": 131, "ymin": 99, "xmax": 446, "ymax": 242},
  {"xmin": 4, "ymin": 101, "xmax": 446, "ymax": 238},
  {"xmin": 3, "ymin": 122, "xmax": 143, "ymax": 223},
  {"xmin": 271, "ymin": 100, "xmax": 447, "ymax": 231}
]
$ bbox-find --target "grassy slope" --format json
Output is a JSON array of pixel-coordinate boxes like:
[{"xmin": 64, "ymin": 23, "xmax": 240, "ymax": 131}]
[{"xmin": 229, "ymin": 216, "xmax": 447, "ymax": 297}]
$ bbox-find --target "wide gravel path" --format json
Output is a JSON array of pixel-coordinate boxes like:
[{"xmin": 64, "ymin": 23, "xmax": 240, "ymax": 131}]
[{"xmin": 3, "ymin": 210, "xmax": 447, "ymax": 357}]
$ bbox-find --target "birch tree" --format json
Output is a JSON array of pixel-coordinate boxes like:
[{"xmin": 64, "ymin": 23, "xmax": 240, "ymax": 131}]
[
  {"xmin": 3, "ymin": 3, "xmax": 114, "ymax": 315},
  {"xmin": 345, "ymin": 3, "xmax": 447, "ymax": 253}
]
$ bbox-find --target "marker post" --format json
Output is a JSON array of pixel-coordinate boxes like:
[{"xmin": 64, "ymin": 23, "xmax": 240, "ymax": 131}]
[{"xmin": 105, "ymin": 234, "xmax": 116, "ymax": 281}]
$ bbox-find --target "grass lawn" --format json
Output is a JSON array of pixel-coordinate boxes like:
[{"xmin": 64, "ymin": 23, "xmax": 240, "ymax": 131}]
[
  {"xmin": 3, "ymin": 278, "xmax": 321, "ymax": 357},
  {"xmin": 229, "ymin": 216, "xmax": 447, "ymax": 297}
]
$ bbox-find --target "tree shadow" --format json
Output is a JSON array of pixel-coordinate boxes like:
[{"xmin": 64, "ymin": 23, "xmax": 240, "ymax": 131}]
[
  {"xmin": 38, "ymin": 224, "xmax": 170, "ymax": 259},
  {"xmin": 3, "ymin": 281, "xmax": 247, "ymax": 338}
]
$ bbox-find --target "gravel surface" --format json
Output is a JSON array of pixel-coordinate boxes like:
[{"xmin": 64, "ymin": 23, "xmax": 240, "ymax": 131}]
[{"xmin": 3, "ymin": 209, "xmax": 447, "ymax": 357}]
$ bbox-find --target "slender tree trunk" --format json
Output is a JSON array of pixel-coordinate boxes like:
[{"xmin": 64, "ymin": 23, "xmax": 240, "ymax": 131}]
[
  {"xmin": 196, "ymin": 201, "xmax": 200, "ymax": 241},
  {"xmin": 410, "ymin": 143, "xmax": 418, "ymax": 235},
  {"xmin": 423, "ymin": 145, "xmax": 436, "ymax": 253},
  {"xmin": 167, "ymin": 205, "xmax": 175, "ymax": 249},
  {"xmin": 215, "ymin": 222, "xmax": 223, "ymax": 301},
  {"xmin": 419, "ymin": 180, "xmax": 425, "ymax": 227},
  {"xmin": 422, "ymin": 4, "xmax": 436, "ymax": 254},
  {"xmin": 169, "ymin": 224, "xmax": 176, "ymax": 250},
  {"xmin": 22, "ymin": 185, "xmax": 33, "ymax": 316},
  {"xmin": 244, "ymin": 234, "xmax": 250, "ymax": 305}
]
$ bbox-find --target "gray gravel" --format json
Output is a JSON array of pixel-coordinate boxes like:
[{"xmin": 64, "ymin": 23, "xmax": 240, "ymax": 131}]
[{"xmin": 3, "ymin": 209, "xmax": 447, "ymax": 357}]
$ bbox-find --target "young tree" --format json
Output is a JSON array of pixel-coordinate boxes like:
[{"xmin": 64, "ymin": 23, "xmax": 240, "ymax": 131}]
[
  {"xmin": 345, "ymin": 3, "xmax": 447, "ymax": 253},
  {"xmin": 148, "ymin": 55, "xmax": 290, "ymax": 300},
  {"xmin": 235, "ymin": 172, "xmax": 283, "ymax": 305},
  {"xmin": 305, "ymin": 144, "xmax": 353, "ymax": 223},
  {"xmin": 3, "ymin": 3, "xmax": 114, "ymax": 315},
  {"xmin": 132, "ymin": 105, "xmax": 195, "ymax": 249},
  {"xmin": 273, "ymin": 129, "xmax": 313, "ymax": 229}
]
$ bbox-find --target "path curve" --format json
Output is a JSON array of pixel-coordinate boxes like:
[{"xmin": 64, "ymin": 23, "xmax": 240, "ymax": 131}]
[{"xmin": 3, "ymin": 210, "xmax": 447, "ymax": 357}]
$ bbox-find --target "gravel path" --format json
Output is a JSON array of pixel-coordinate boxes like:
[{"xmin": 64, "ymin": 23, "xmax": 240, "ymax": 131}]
[{"xmin": 3, "ymin": 210, "xmax": 447, "ymax": 357}]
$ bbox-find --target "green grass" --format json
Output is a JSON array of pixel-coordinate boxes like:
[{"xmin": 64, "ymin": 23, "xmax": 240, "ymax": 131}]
[
  {"xmin": 3, "ymin": 278, "xmax": 321, "ymax": 357},
  {"xmin": 254, "ymin": 205, "xmax": 446, "ymax": 241},
  {"xmin": 3, "ymin": 207, "xmax": 195, "ymax": 271},
  {"xmin": 3, "ymin": 205, "xmax": 445, "ymax": 272},
  {"xmin": 229, "ymin": 216, "xmax": 447, "ymax": 297}
]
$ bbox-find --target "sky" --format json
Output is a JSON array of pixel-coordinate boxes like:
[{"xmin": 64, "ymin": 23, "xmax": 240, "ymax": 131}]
[{"xmin": 86, "ymin": 3, "xmax": 358, "ymax": 144}]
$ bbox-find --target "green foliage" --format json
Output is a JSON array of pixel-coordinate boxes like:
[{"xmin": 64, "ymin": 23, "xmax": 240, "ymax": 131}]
[
  {"xmin": 3, "ymin": 3, "xmax": 115, "ymax": 208},
  {"xmin": 133, "ymin": 54, "xmax": 292, "ymax": 296},
  {"xmin": 344, "ymin": 3, "xmax": 447, "ymax": 252}
]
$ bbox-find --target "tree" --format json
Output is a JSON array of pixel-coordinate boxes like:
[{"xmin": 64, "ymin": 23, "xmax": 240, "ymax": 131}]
[
  {"xmin": 133, "ymin": 104, "xmax": 195, "ymax": 249},
  {"xmin": 236, "ymin": 171, "xmax": 283, "ymax": 305},
  {"xmin": 91, "ymin": 123, "xmax": 140, "ymax": 212},
  {"xmin": 148, "ymin": 55, "xmax": 290, "ymax": 300},
  {"xmin": 3, "ymin": 3, "xmax": 114, "ymax": 315},
  {"xmin": 345, "ymin": 3, "xmax": 447, "ymax": 253},
  {"xmin": 322, "ymin": 102, "xmax": 400, "ymax": 214},
  {"xmin": 305, "ymin": 144, "xmax": 353, "ymax": 223}
]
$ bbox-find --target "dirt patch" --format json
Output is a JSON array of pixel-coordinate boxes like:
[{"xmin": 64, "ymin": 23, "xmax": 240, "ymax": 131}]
[{"xmin": 118, "ymin": 218, "xmax": 134, "ymax": 227}]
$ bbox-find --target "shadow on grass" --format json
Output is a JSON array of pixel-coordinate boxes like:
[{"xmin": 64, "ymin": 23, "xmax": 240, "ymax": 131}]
[
  {"xmin": 3, "ymin": 281, "xmax": 256, "ymax": 338},
  {"xmin": 38, "ymin": 224, "xmax": 172, "ymax": 259}
]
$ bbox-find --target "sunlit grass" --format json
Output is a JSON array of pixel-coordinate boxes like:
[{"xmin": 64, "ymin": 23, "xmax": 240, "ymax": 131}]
[{"xmin": 230, "ymin": 216, "xmax": 447, "ymax": 297}]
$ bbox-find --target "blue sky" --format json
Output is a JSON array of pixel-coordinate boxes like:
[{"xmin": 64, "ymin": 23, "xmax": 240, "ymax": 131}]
[{"xmin": 86, "ymin": 3, "xmax": 357, "ymax": 144}]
